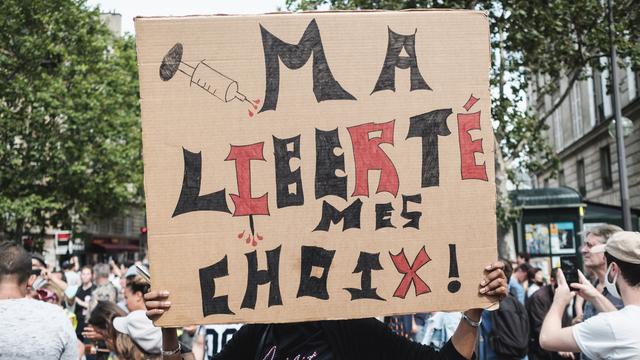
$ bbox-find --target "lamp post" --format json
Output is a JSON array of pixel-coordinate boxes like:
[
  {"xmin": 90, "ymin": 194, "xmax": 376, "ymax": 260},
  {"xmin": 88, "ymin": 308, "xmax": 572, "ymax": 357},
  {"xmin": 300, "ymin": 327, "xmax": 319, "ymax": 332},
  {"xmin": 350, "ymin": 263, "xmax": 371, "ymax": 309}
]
[{"xmin": 607, "ymin": 0, "xmax": 632, "ymax": 230}]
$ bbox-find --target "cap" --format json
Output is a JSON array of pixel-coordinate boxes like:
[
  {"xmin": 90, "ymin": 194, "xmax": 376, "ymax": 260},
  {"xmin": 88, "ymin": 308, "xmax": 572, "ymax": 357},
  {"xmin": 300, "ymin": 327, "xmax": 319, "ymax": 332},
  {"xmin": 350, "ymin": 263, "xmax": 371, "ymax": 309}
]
[
  {"xmin": 31, "ymin": 253, "xmax": 47, "ymax": 267},
  {"xmin": 125, "ymin": 264, "xmax": 148, "ymax": 279},
  {"xmin": 605, "ymin": 231, "xmax": 640, "ymax": 265},
  {"xmin": 113, "ymin": 310, "xmax": 162, "ymax": 354}
]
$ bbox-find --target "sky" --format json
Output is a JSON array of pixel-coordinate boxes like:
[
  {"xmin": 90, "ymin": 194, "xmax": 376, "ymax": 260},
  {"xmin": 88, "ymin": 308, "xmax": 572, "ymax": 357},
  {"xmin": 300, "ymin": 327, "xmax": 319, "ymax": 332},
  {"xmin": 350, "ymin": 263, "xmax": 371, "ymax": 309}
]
[{"xmin": 86, "ymin": 0, "xmax": 291, "ymax": 35}]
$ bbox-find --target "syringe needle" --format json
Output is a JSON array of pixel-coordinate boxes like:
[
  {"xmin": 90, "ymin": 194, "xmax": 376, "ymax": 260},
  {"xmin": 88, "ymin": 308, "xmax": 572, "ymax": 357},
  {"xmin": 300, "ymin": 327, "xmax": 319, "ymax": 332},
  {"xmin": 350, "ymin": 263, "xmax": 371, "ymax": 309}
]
[{"xmin": 234, "ymin": 90, "xmax": 250, "ymax": 103}]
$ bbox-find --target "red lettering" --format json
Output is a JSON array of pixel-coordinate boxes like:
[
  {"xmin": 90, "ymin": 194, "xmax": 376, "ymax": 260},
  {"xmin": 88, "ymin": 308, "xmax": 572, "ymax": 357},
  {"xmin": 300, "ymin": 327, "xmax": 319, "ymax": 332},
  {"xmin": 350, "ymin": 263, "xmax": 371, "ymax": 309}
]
[
  {"xmin": 457, "ymin": 111, "xmax": 488, "ymax": 181},
  {"xmin": 389, "ymin": 246, "xmax": 431, "ymax": 299},
  {"xmin": 225, "ymin": 143, "xmax": 270, "ymax": 216},
  {"xmin": 347, "ymin": 121, "xmax": 399, "ymax": 197}
]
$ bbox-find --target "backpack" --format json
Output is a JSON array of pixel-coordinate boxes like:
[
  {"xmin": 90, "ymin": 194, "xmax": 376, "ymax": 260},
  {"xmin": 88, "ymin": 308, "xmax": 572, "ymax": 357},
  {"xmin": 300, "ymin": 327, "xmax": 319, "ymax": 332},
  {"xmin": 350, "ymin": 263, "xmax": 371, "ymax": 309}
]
[{"xmin": 490, "ymin": 294, "xmax": 530, "ymax": 359}]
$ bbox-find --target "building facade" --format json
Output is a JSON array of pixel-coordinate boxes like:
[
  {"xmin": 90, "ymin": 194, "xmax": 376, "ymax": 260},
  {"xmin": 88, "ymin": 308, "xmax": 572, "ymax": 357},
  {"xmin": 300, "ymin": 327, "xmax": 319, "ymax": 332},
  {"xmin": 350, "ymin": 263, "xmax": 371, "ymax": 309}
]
[{"xmin": 533, "ymin": 60, "xmax": 640, "ymax": 228}]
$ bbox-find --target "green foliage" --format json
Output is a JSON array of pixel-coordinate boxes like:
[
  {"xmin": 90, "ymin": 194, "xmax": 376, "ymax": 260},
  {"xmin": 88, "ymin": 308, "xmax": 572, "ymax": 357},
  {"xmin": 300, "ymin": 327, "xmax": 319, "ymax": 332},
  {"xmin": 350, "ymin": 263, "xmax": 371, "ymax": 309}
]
[{"xmin": 0, "ymin": 0, "xmax": 142, "ymax": 241}]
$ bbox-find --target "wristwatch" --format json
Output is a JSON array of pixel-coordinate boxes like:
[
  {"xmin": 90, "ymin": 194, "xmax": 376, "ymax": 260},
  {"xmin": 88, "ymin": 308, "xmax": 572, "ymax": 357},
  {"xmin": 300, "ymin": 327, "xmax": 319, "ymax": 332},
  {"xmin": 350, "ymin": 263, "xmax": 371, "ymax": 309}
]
[{"xmin": 461, "ymin": 312, "xmax": 482, "ymax": 328}]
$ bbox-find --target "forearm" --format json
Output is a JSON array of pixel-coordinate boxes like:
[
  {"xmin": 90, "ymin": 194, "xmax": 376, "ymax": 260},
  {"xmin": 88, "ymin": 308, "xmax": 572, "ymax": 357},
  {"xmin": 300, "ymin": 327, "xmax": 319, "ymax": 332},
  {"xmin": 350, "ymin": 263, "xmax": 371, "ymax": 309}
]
[
  {"xmin": 49, "ymin": 275, "xmax": 68, "ymax": 290},
  {"xmin": 450, "ymin": 310, "xmax": 480, "ymax": 359},
  {"xmin": 162, "ymin": 328, "xmax": 181, "ymax": 360},
  {"xmin": 590, "ymin": 293, "xmax": 617, "ymax": 313},
  {"xmin": 540, "ymin": 301, "xmax": 564, "ymax": 348},
  {"xmin": 192, "ymin": 335, "xmax": 204, "ymax": 360}
]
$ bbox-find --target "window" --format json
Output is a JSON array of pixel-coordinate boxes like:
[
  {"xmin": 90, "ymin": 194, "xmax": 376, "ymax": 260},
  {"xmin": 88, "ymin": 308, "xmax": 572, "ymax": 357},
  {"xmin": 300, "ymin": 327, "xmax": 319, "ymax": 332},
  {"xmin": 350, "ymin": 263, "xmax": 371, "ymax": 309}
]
[
  {"xmin": 558, "ymin": 169, "xmax": 566, "ymax": 187},
  {"xmin": 577, "ymin": 159, "xmax": 586, "ymax": 197},
  {"xmin": 600, "ymin": 145, "xmax": 613, "ymax": 190},
  {"xmin": 570, "ymin": 82, "xmax": 583, "ymax": 139},
  {"xmin": 553, "ymin": 110, "xmax": 563, "ymax": 150}
]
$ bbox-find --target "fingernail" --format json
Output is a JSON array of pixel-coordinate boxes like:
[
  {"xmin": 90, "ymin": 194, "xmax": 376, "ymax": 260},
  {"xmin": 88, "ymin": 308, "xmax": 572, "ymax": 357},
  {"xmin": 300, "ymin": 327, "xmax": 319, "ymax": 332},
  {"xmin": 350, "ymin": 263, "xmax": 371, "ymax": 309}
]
[
  {"xmin": 480, "ymin": 280, "xmax": 487, "ymax": 286},
  {"xmin": 160, "ymin": 291, "xmax": 169, "ymax": 296},
  {"xmin": 485, "ymin": 265, "xmax": 492, "ymax": 270},
  {"xmin": 480, "ymin": 287, "xmax": 487, "ymax": 294}
]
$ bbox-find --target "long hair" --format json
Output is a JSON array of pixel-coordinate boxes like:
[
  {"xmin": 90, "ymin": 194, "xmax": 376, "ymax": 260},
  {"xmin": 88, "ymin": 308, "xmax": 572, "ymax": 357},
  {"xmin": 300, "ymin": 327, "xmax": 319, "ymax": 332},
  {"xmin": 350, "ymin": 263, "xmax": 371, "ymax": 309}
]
[
  {"xmin": 89, "ymin": 301, "xmax": 160, "ymax": 360},
  {"xmin": 88, "ymin": 301, "xmax": 126, "ymax": 338},
  {"xmin": 115, "ymin": 332, "xmax": 161, "ymax": 360}
]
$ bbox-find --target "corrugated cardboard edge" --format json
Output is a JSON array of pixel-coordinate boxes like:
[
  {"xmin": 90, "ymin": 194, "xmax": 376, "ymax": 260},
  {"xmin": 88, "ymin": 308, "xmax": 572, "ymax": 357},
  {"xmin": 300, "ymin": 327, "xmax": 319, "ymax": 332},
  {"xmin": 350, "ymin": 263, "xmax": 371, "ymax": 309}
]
[{"xmin": 133, "ymin": 9, "xmax": 489, "ymax": 23}]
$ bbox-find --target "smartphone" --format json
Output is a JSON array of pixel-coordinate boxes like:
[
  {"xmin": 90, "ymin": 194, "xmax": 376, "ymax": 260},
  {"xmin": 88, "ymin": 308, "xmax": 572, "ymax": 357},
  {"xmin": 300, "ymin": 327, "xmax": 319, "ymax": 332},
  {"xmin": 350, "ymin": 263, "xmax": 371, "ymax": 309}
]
[
  {"xmin": 136, "ymin": 264, "xmax": 151, "ymax": 283},
  {"xmin": 560, "ymin": 256, "xmax": 579, "ymax": 285}
]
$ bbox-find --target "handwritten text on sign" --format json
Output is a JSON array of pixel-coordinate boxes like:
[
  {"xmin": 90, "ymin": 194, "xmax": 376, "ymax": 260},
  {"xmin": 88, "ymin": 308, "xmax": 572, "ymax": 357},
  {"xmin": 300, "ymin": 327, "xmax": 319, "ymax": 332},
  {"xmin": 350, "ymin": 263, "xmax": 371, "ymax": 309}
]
[{"xmin": 135, "ymin": 11, "xmax": 497, "ymax": 325}]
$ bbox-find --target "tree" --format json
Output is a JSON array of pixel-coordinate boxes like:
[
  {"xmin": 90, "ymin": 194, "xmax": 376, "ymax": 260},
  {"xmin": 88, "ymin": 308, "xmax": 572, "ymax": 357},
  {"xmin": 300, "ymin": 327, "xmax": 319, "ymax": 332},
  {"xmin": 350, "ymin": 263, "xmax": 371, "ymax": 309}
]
[
  {"xmin": 0, "ymin": 0, "xmax": 142, "ymax": 246},
  {"xmin": 286, "ymin": 0, "xmax": 640, "ymax": 256}
]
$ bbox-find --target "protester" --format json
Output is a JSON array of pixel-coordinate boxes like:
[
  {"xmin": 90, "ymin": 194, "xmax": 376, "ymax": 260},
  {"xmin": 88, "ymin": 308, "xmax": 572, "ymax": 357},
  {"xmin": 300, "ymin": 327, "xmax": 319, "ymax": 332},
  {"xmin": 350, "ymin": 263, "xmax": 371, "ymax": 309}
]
[
  {"xmin": 113, "ymin": 308, "xmax": 163, "ymax": 358},
  {"xmin": 510, "ymin": 263, "xmax": 531, "ymax": 304},
  {"xmin": 540, "ymin": 231, "xmax": 640, "ymax": 359},
  {"xmin": 63, "ymin": 259, "xmax": 82, "ymax": 288},
  {"xmin": 71, "ymin": 265, "xmax": 96, "ymax": 341},
  {"xmin": 478, "ymin": 260, "xmax": 529, "ymax": 360},
  {"xmin": 90, "ymin": 263, "xmax": 118, "ymax": 313},
  {"xmin": 576, "ymin": 224, "xmax": 623, "ymax": 328},
  {"xmin": 0, "ymin": 241, "xmax": 79, "ymax": 359},
  {"xmin": 88, "ymin": 300, "xmax": 161, "ymax": 359},
  {"xmin": 31, "ymin": 251, "xmax": 49, "ymax": 290},
  {"xmin": 145, "ymin": 261, "xmax": 506, "ymax": 360},
  {"xmin": 527, "ymin": 267, "xmax": 544, "ymax": 298},
  {"xmin": 517, "ymin": 252, "xmax": 531, "ymax": 266}
]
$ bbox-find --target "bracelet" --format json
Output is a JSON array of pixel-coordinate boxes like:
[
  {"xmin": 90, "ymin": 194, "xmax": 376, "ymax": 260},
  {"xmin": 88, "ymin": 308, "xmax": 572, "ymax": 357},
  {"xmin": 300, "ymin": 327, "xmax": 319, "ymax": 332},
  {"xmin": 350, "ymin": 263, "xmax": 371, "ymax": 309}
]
[
  {"xmin": 461, "ymin": 312, "xmax": 482, "ymax": 328},
  {"xmin": 162, "ymin": 342, "xmax": 181, "ymax": 357}
]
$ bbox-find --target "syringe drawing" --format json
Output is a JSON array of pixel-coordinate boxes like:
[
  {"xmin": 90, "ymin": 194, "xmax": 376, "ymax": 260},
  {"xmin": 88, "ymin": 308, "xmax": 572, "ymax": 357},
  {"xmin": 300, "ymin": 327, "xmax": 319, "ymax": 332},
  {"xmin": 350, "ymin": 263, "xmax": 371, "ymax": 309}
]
[{"xmin": 160, "ymin": 43, "xmax": 261, "ymax": 117}]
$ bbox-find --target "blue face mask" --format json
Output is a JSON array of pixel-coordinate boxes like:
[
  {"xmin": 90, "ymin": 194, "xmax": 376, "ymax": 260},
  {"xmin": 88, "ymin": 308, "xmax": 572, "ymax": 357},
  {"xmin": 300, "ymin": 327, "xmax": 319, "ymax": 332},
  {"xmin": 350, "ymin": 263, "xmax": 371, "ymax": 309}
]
[{"xmin": 604, "ymin": 263, "xmax": 621, "ymax": 300}]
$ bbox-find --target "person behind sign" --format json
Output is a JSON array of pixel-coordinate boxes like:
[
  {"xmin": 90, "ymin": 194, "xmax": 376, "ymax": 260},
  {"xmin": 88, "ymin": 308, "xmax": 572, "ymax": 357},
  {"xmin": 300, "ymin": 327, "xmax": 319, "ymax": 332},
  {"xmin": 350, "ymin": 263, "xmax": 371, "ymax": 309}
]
[
  {"xmin": 145, "ymin": 261, "xmax": 506, "ymax": 360},
  {"xmin": 540, "ymin": 231, "xmax": 640, "ymax": 359}
]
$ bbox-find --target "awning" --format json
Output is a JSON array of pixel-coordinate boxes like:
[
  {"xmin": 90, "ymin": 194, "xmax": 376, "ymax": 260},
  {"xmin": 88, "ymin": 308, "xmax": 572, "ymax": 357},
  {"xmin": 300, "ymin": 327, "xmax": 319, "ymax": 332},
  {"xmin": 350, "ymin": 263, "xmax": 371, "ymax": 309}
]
[
  {"xmin": 510, "ymin": 187, "xmax": 585, "ymax": 209},
  {"xmin": 583, "ymin": 200, "xmax": 640, "ymax": 230},
  {"xmin": 91, "ymin": 242, "xmax": 140, "ymax": 252}
]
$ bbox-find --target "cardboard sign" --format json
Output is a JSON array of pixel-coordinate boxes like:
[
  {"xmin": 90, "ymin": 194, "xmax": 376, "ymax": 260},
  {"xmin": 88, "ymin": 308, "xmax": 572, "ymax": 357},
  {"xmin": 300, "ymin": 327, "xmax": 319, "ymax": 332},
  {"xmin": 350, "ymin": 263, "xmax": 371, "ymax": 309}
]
[{"xmin": 135, "ymin": 10, "xmax": 497, "ymax": 326}]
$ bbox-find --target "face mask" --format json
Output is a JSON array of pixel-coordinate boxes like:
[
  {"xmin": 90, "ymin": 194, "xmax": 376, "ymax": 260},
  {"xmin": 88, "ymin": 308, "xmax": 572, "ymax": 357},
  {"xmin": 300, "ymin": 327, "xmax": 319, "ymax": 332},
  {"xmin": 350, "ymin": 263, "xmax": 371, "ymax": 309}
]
[{"xmin": 604, "ymin": 263, "xmax": 621, "ymax": 300}]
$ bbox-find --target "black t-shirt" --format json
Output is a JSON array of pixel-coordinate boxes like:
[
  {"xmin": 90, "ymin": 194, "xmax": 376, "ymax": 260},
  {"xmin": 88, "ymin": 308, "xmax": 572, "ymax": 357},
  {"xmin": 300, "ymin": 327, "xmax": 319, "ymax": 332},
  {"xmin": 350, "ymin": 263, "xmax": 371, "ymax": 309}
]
[
  {"xmin": 214, "ymin": 318, "xmax": 467, "ymax": 360},
  {"xmin": 258, "ymin": 322, "xmax": 333, "ymax": 360},
  {"xmin": 74, "ymin": 284, "xmax": 95, "ymax": 337}
]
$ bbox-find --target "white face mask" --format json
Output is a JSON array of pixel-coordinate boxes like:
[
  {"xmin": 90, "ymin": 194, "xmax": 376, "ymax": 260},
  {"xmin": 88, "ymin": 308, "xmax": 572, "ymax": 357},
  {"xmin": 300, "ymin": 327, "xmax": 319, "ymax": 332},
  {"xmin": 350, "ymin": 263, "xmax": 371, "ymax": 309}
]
[{"xmin": 604, "ymin": 263, "xmax": 621, "ymax": 300}]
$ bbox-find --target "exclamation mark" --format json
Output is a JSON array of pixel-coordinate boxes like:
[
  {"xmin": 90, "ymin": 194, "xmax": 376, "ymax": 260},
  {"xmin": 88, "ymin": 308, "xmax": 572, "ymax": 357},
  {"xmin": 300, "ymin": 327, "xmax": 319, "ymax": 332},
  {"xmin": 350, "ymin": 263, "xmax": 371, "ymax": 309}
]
[{"xmin": 448, "ymin": 244, "xmax": 461, "ymax": 293}]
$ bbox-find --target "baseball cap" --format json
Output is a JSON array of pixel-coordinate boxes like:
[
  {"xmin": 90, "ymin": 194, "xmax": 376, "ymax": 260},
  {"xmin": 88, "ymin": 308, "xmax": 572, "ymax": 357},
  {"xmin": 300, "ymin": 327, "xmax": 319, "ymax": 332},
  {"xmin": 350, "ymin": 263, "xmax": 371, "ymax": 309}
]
[
  {"xmin": 31, "ymin": 253, "xmax": 47, "ymax": 267},
  {"xmin": 125, "ymin": 264, "xmax": 148, "ymax": 279},
  {"xmin": 605, "ymin": 231, "xmax": 640, "ymax": 264},
  {"xmin": 113, "ymin": 310, "xmax": 162, "ymax": 354}
]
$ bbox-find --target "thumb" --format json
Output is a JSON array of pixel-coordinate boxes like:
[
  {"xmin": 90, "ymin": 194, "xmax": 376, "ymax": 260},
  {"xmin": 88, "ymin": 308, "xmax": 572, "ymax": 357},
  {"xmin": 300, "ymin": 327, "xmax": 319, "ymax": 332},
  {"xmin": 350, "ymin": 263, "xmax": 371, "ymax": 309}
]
[
  {"xmin": 578, "ymin": 270, "xmax": 588, "ymax": 284},
  {"xmin": 570, "ymin": 282, "xmax": 585, "ymax": 290}
]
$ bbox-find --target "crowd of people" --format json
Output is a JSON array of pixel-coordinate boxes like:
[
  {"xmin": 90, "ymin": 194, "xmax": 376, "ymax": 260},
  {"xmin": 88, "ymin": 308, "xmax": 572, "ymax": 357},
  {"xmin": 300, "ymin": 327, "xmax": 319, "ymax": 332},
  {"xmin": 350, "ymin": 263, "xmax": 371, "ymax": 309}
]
[{"xmin": 0, "ymin": 223, "xmax": 639, "ymax": 359}]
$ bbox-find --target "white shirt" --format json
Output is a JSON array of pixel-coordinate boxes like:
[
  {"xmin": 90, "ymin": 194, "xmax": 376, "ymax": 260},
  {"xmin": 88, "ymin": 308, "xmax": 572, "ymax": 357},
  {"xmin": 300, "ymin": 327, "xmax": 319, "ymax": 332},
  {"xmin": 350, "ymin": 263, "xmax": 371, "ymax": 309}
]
[
  {"xmin": 64, "ymin": 270, "xmax": 81, "ymax": 288},
  {"xmin": 0, "ymin": 298, "xmax": 78, "ymax": 360},
  {"xmin": 573, "ymin": 305, "xmax": 640, "ymax": 359},
  {"xmin": 198, "ymin": 324, "xmax": 242, "ymax": 360}
]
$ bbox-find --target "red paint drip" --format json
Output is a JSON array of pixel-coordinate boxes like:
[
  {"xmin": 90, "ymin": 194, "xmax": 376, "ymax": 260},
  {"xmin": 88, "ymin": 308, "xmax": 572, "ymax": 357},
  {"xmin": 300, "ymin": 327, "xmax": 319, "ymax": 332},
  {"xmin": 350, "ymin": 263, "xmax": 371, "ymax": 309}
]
[
  {"xmin": 257, "ymin": 234, "xmax": 264, "ymax": 241},
  {"xmin": 237, "ymin": 230, "xmax": 245, "ymax": 239},
  {"xmin": 248, "ymin": 110, "xmax": 254, "ymax": 118},
  {"xmin": 253, "ymin": 99, "xmax": 261, "ymax": 105},
  {"xmin": 245, "ymin": 235, "xmax": 251, "ymax": 244},
  {"xmin": 251, "ymin": 238, "xmax": 258, "ymax": 247},
  {"xmin": 252, "ymin": 103, "xmax": 258, "ymax": 110}
]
